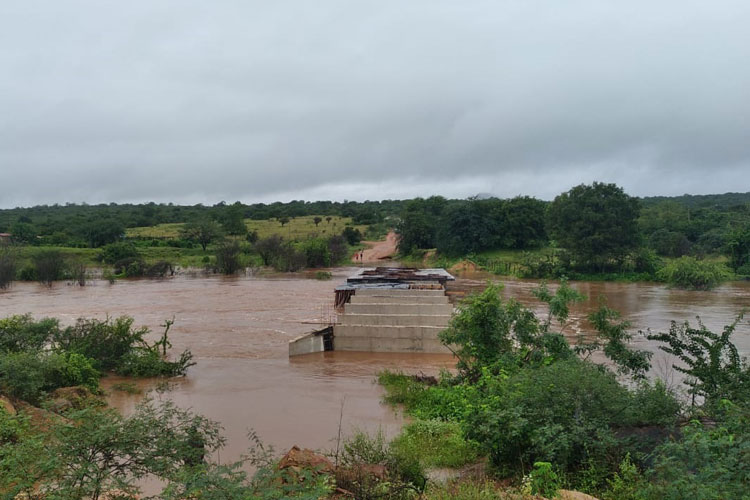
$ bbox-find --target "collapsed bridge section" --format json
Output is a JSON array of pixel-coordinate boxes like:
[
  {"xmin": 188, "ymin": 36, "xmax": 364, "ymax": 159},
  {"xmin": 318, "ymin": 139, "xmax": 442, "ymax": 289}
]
[{"xmin": 289, "ymin": 267, "xmax": 455, "ymax": 356}]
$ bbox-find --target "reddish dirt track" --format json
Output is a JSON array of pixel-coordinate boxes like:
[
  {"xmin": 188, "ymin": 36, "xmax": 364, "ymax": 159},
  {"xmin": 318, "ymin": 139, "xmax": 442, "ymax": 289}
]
[{"xmin": 352, "ymin": 231, "xmax": 398, "ymax": 263}]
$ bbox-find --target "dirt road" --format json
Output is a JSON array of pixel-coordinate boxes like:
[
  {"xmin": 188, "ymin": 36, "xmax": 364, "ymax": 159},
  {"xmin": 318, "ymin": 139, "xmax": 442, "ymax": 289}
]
[{"xmin": 353, "ymin": 231, "xmax": 398, "ymax": 263}]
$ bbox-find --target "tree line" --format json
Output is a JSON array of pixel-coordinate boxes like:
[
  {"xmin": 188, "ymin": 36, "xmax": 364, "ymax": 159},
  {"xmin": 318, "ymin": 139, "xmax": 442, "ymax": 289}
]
[{"xmin": 395, "ymin": 184, "xmax": 750, "ymax": 283}]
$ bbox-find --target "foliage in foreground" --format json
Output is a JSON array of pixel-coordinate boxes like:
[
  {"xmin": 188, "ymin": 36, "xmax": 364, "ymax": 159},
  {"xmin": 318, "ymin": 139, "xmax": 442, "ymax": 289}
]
[
  {"xmin": 0, "ymin": 399, "xmax": 334, "ymax": 500},
  {"xmin": 381, "ymin": 281, "xmax": 750, "ymax": 498}
]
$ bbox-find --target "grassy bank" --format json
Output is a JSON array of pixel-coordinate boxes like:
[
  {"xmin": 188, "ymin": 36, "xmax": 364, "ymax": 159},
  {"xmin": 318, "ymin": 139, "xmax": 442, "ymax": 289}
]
[{"xmin": 126, "ymin": 215, "xmax": 368, "ymax": 240}]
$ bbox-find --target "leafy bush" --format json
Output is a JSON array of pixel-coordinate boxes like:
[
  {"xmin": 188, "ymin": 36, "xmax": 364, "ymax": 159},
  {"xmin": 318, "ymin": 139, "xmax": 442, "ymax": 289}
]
[
  {"xmin": 464, "ymin": 359, "xmax": 632, "ymax": 474},
  {"xmin": 300, "ymin": 238, "xmax": 331, "ymax": 268},
  {"xmin": 98, "ymin": 241, "xmax": 141, "ymax": 264},
  {"xmin": 342, "ymin": 226, "xmax": 362, "ymax": 245},
  {"xmin": 0, "ymin": 314, "xmax": 58, "ymax": 353},
  {"xmin": 214, "ymin": 239, "xmax": 243, "ymax": 274},
  {"xmin": 53, "ymin": 317, "xmax": 148, "ymax": 371},
  {"xmin": 31, "ymin": 249, "xmax": 66, "ymax": 286},
  {"xmin": 641, "ymin": 404, "xmax": 750, "ymax": 500},
  {"xmin": 737, "ymin": 262, "xmax": 750, "ymax": 277},
  {"xmin": 117, "ymin": 349, "xmax": 194, "ymax": 377},
  {"xmin": 657, "ymin": 256, "xmax": 727, "ymax": 290},
  {"xmin": 337, "ymin": 429, "xmax": 425, "ymax": 499},
  {"xmin": 272, "ymin": 244, "xmax": 307, "ymax": 272},
  {"xmin": 0, "ymin": 351, "xmax": 99, "ymax": 403},
  {"xmin": 0, "ymin": 406, "xmax": 26, "ymax": 445},
  {"xmin": 51, "ymin": 316, "xmax": 194, "ymax": 377},
  {"xmin": 525, "ymin": 462, "xmax": 561, "ymax": 498},
  {"xmin": 327, "ymin": 234, "xmax": 348, "ymax": 264},
  {"xmin": 254, "ymin": 235, "xmax": 284, "ymax": 266}
]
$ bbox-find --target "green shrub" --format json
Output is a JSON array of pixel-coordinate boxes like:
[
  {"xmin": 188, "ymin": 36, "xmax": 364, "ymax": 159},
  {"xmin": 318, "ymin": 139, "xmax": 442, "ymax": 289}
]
[
  {"xmin": 736, "ymin": 262, "xmax": 750, "ymax": 277},
  {"xmin": 603, "ymin": 454, "xmax": 647, "ymax": 500},
  {"xmin": 272, "ymin": 244, "xmax": 307, "ymax": 272},
  {"xmin": 390, "ymin": 419, "xmax": 480, "ymax": 468},
  {"xmin": 53, "ymin": 316, "xmax": 148, "ymax": 371},
  {"xmin": 31, "ymin": 249, "xmax": 66, "ymax": 286},
  {"xmin": 640, "ymin": 405, "xmax": 750, "ymax": 500},
  {"xmin": 0, "ymin": 314, "xmax": 59, "ymax": 353},
  {"xmin": 0, "ymin": 352, "xmax": 47, "ymax": 402},
  {"xmin": 51, "ymin": 316, "xmax": 195, "ymax": 378},
  {"xmin": 657, "ymin": 256, "xmax": 727, "ymax": 290},
  {"xmin": 214, "ymin": 240, "xmax": 243, "ymax": 275},
  {"xmin": 98, "ymin": 242, "xmax": 141, "ymax": 264},
  {"xmin": 116, "ymin": 348, "xmax": 194, "ymax": 377},
  {"xmin": 338, "ymin": 429, "xmax": 425, "ymax": 498},
  {"xmin": 342, "ymin": 226, "xmax": 362, "ymax": 245},
  {"xmin": 526, "ymin": 462, "xmax": 561, "ymax": 498},
  {"xmin": 300, "ymin": 238, "xmax": 331, "ymax": 268},
  {"xmin": 315, "ymin": 271, "xmax": 332, "ymax": 280},
  {"xmin": 0, "ymin": 351, "xmax": 99, "ymax": 403},
  {"xmin": 0, "ymin": 406, "xmax": 26, "ymax": 445},
  {"xmin": 464, "ymin": 360, "xmax": 633, "ymax": 474}
]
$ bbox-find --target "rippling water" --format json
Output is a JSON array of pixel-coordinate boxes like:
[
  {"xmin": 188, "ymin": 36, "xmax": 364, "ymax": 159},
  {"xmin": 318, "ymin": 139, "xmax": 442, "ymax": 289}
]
[{"xmin": 2, "ymin": 269, "xmax": 748, "ymax": 463}]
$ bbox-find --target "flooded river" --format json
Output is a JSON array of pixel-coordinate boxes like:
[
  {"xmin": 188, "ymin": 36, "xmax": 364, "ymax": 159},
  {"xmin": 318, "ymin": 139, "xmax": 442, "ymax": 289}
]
[{"xmin": 1, "ymin": 269, "xmax": 749, "ymax": 464}]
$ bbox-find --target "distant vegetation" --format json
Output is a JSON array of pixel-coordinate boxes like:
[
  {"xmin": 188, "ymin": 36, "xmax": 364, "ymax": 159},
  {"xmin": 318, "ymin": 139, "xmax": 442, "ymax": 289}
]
[
  {"xmin": 395, "ymin": 186, "xmax": 750, "ymax": 286},
  {"xmin": 1, "ymin": 188, "xmax": 749, "ymax": 284}
]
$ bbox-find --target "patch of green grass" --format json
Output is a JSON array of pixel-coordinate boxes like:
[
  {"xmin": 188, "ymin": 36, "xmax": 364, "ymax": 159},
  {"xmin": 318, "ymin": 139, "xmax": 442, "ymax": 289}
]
[
  {"xmin": 16, "ymin": 246, "xmax": 100, "ymax": 266},
  {"xmin": 125, "ymin": 216, "xmax": 369, "ymax": 242},
  {"xmin": 424, "ymin": 480, "xmax": 531, "ymax": 500},
  {"xmin": 391, "ymin": 419, "xmax": 480, "ymax": 468},
  {"xmin": 125, "ymin": 223, "xmax": 185, "ymax": 239},
  {"xmin": 245, "ymin": 215, "xmax": 367, "ymax": 240}
]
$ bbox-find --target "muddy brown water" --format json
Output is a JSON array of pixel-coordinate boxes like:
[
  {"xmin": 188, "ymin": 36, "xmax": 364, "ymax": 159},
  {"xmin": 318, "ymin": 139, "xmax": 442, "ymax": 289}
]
[{"xmin": 1, "ymin": 269, "xmax": 749, "ymax": 464}]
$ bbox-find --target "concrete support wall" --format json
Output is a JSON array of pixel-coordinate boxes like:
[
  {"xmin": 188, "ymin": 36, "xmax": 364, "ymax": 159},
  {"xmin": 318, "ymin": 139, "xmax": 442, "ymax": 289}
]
[
  {"xmin": 289, "ymin": 332, "xmax": 324, "ymax": 356},
  {"xmin": 334, "ymin": 288, "xmax": 454, "ymax": 353}
]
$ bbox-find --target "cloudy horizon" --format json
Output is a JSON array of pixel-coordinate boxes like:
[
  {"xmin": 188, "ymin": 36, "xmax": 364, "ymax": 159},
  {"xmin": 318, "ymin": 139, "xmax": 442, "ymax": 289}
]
[{"xmin": 2, "ymin": 1, "xmax": 749, "ymax": 208}]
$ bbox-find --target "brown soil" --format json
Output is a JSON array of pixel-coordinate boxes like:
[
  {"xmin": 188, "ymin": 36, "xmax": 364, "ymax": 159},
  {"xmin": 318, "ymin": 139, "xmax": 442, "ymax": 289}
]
[{"xmin": 352, "ymin": 231, "xmax": 398, "ymax": 263}]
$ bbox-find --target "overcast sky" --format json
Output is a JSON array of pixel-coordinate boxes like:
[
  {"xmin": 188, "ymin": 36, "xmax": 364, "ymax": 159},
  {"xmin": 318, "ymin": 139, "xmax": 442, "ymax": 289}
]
[{"xmin": 1, "ymin": 1, "xmax": 749, "ymax": 208}]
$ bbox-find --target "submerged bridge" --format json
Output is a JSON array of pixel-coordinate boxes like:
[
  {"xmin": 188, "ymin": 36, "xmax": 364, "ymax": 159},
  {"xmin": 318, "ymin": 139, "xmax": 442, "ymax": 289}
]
[{"xmin": 289, "ymin": 267, "xmax": 455, "ymax": 356}]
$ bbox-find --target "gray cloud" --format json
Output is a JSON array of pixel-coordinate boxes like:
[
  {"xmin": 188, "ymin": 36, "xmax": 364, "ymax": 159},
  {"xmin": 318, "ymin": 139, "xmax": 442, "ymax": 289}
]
[{"xmin": 1, "ymin": 0, "xmax": 749, "ymax": 207}]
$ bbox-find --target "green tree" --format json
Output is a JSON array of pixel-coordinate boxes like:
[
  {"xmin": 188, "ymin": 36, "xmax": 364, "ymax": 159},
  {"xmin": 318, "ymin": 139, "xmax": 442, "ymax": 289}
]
[
  {"xmin": 214, "ymin": 240, "xmax": 243, "ymax": 275},
  {"xmin": 254, "ymin": 235, "xmax": 284, "ymax": 266},
  {"xmin": 9, "ymin": 222, "xmax": 37, "ymax": 244},
  {"xmin": 313, "ymin": 216, "xmax": 322, "ymax": 227},
  {"xmin": 547, "ymin": 182, "xmax": 641, "ymax": 271},
  {"xmin": 219, "ymin": 203, "xmax": 248, "ymax": 236},
  {"xmin": 500, "ymin": 196, "xmax": 548, "ymax": 249},
  {"xmin": 180, "ymin": 218, "xmax": 224, "ymax": 251},
  {"xmin": 725, "ymin": 226, "xmax": 750, "ymax": 271},
  {"xmin": 77, "ymin": 219, "xmax": 125, "ymax": 248},
  {"xmin": 0, "ymin": 243, "xmax": 17, "ymax": 290},
  {"xmin": 342, "ymin": 226, "xmax": 362, "ymax": 246},
  {"xmin": 32, "ymin": 249, "xmax": 66, "ymax": 286},
  {"xmin": 435, "ymin": 200, "xmax": 500, "ymax": 256},
  {"xmin": 395, "ymin": 197, "xmax": 447, "ymax": 254}
]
